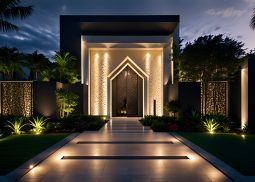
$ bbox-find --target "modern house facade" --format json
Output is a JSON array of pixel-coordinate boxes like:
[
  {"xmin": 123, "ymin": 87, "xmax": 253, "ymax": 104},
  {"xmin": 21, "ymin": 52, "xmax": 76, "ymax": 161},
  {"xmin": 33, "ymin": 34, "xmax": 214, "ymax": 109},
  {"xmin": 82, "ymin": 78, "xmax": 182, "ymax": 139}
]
[
  {"xmin": 60, "ymin": 15, "xmax": 179, "ymax": 118},
  {"xmin": 0, "ymin": 15, "xmax": 253, "ymax": 130}
]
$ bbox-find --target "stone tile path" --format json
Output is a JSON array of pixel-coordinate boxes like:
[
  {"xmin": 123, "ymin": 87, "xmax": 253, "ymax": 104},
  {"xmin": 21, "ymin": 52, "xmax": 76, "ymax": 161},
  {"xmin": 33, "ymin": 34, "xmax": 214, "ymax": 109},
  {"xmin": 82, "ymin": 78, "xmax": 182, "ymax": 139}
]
[{"xmin": 19, "ymin": 118, "xmax": 231, "ymax": 182}]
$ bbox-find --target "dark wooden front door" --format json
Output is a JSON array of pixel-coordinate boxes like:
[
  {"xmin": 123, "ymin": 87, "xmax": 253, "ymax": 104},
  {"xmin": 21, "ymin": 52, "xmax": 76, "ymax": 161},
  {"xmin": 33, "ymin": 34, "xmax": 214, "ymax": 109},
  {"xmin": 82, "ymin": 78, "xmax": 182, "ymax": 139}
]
[{"xmin": 112, "ymin": 66, "xmax": 143, "ymax": 117}]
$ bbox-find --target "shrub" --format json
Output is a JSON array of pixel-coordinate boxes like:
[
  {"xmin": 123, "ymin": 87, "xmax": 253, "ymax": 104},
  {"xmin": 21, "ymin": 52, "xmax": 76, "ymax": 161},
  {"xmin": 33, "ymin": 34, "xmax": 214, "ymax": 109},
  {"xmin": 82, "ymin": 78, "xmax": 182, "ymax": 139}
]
[
  {"xmin": 79, "ymin": 115, "xmax": 104, "ymax": 122},
  {"xmin": 5, "ymin": 117, "xmax": 27, "ymax": 135},
  {"xmin": 164, "ymin": 100, "xmax": 179, "ymax": 117},
  {"xmin": 48, "ymin": 114, "xmax": 106, "ymax": 132},
  {"xmin": 190, "ymin": 110, "xmax": 201, "ymax": 122},
  {"xmin": 178, "ymin": 110, "xmax": 201, "ymax": 131},
  {"xmin": 243, "ymin": 124, "xmax": 252, "ymax": 134},
  {"xmin": 56, "ymin": 89, "xmax": 79, "ymax": 118},
  {"xmin": 56, "ymin": 116, "xmax": 76, "ymax": 132},
  {"xmin": 29, "ymin": 116, "xmax": 48, "ymax": 134},
  {"xmin": 151, "ymin": 121, "xmax": 168, "ymax": 132},
  {"xmin": 85, "ymin": 121, "xmax": 105, "ymax": 131},
  {"xmin": 161, "ymin": 116, "xmax": 177, "ymax": 124},
  {"xmin": 202, "ymin": 118, "xmax": 220, "ymax": 134},
  {"xmin": 168, "ymin": 123, "xmax": 179, "ymax": 131},
  {"xmin": 140, "ymin": 115, "xmax": 161, "ymax": 126},
  {"xmin": 202, "ymin": 114, "xmax": 232, "ymax": 133},
  {"xmin": 221, "ymin": 123, "xmax": 230, "ymax": 133}
]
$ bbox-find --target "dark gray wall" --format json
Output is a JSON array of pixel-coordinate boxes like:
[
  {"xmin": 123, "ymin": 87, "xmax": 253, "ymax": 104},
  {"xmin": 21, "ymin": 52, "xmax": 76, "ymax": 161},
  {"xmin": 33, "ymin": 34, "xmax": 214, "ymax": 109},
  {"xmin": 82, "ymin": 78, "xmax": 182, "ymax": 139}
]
[
  {"xmin": 168, "ymin": 82, "xmax": 201, "ymax": 116},
  {"xmin": 168, "ymin": 83, "xmax": 178, "ymax": 101},
  {"xmin": 178, "ymin": 82, "xmax": 201, "ymax": 116},
  {"xmin": 33, "ymin": 81, "xmax": 88, "ymax": 118},
  {"xmin": 60, "ymin": 15, "xmax": 179, "ymax": 76},
  {"xmin": 229, "ymin": 72, "xmax": 241, "ymax": 126},
  {"xmin": 62, "ymin": 83, "xmax": 87, "ymax": 115},
  {"xmin": 33, "ymin": 81, "xmax": 57, "ymax": 118},
  {"xmin": 248, "ymin": 55, "xmax": 255, "ymax": 130},
  {"xmin": 60, "ymin": 17, "xmax": 81, "ymax": 74},
  {"xmin": 83, "ymin": 85, "xmax": 88, "ymax": 114}
]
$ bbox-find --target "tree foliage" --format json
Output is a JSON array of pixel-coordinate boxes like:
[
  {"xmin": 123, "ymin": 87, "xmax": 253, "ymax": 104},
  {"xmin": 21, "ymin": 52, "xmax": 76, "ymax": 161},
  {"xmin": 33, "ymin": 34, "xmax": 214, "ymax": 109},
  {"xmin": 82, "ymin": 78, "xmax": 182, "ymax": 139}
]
[
  {"xmin": 250, "ymin": 8, "xmax": 255, "ymax": 30},
  {"xmin": 0, "ymin": 0, "xmax": 33, "ymax": 32},
  {"xmin": 56, "ymin": 88, "xmax": 79, "ymax": 118},
  {"xmin": 0, "ymin": 47, "xmax": 80, "ymax": 83},
  {"xmin": 179, "ymin": 34, "xmax": 245, "ymax": 82},
  {"xmin": 26, "ymin": 51, "xmax": 51, "ymax": 80},
  {"xmin": 53, "ymin": 52, "xmax": 80, "ymax": 83},
  {"xmin": 0, "ymin": 46, "xmax": 25, "ymax": 80}
]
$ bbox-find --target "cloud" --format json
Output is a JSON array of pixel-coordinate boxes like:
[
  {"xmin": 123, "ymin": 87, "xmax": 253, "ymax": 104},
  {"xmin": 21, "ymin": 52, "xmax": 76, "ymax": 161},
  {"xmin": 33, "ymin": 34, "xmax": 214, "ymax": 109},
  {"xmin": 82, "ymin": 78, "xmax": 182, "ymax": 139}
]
[
  {"xmin": 206, "ymin": 7, "xmax": 247, "ymax": 17},
  {"xmin": 215, "ymin": 26, "xmax": 221, "ymax": 31},
  {"xmin": 13, "ymin": 35, "xmax": 31, "ymax": 41},
  {"xmin": 244, "ymin": 0, "xmax": 255, "ymax": 6},
  {"xmin": 0, "ymin": 23, "xmax": 59, "ymax": 60},
  {"xmin": 61, "ymin": 5, "xmax": 67, "ymax": 12},
  {"xmin": 0, "ymin": 0, "xmax": 254, "ymax": 57}
]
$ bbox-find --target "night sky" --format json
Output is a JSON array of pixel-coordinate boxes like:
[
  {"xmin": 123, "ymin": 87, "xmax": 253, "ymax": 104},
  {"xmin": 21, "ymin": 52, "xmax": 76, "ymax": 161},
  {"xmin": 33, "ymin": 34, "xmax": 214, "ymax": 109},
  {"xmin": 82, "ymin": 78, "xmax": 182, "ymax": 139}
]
[{"xmin": 0, "ymin": 0, "xmax": 254, "ymax": 58}]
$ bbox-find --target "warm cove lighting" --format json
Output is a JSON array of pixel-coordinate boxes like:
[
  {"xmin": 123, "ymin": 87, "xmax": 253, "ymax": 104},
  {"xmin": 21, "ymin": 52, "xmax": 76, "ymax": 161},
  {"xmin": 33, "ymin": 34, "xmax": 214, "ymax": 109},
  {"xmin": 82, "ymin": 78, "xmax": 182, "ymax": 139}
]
[
  {"xmin": 90, "ymin": 52, "xmax": 108, "ymax": 115},
  {"xmin": 146, "ymin": 53, "xmax": 151, "ymax": 60},
  {"xmin": 188, "ymin": 154, "xmax": 196, "ymax": 161},
  {"xmin": 102, "ymin": 52, "xmax": 109, "ymax": 115},
  {"xmin": 170, "ymin": 61, "xmax": 174, "ymax": 84},
  {"xmin": 92, "ymin": 53, "xmax": 100, "ymax": 115},
  {"xmin": 241, "ymin": 68, "xmax": 248, "ymax": 129}
]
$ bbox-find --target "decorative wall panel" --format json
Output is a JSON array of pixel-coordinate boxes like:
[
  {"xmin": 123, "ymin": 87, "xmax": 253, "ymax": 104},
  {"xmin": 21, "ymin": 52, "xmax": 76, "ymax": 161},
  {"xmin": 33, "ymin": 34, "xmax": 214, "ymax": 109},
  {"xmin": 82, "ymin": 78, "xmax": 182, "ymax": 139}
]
[
  {"xmin": 1, "ymin": 82, "xmax": 33, "ymax": 117},
  {"xmin": 90, "ymin": 49, "xmax": 163, "ymax": 116},
  {"xmin": 201, "ymin": 82, "xmax": 227, "ymax": 116}
]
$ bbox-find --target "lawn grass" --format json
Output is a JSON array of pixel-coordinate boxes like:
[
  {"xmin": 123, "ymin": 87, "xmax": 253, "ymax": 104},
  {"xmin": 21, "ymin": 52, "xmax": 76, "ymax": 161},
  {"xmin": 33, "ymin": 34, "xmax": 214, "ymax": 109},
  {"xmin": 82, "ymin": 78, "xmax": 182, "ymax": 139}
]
[
  {"xmin": 0, "ymin": 134, "xmax": 69, "ymax": 175},
  {"xmin": 179, "ymin": 132, "xmax": 255, "ymax": 176}
]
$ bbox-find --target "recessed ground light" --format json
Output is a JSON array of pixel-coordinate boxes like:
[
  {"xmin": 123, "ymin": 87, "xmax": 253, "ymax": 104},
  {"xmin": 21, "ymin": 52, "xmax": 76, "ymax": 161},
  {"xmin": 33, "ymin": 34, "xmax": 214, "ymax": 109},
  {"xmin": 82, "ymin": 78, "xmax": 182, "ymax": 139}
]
[
  {"xmin": 241, "ymin": 134, "xmax": 246, "ymax": 139},
  {"xmin": 77, "ymin": 141, "xmax": 174, "ymax": 144},
  {"xmin": 61, "ymin": 156, "xmax": 189, "ymax": 160}
]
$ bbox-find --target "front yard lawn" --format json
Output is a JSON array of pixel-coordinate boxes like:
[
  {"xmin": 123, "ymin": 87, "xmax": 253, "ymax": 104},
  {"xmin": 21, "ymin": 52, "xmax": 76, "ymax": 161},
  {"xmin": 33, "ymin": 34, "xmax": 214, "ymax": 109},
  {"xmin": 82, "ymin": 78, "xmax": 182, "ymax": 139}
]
[
  {"xmin": 0, "ymin": 134, "xmax": 68, "ymax": 175},
  {"xmin": 179, "ymin": 132, "xmax": 255, "ymax": 176}
]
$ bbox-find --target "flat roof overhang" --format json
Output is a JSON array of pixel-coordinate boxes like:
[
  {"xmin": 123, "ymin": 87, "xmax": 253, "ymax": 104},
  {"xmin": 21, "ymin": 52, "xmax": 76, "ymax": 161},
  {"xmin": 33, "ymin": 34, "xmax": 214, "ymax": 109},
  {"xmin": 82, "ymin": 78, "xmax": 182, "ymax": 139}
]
[{"xmin": 60, "ymin": 15, "xmax": 179, "ymax": 35}]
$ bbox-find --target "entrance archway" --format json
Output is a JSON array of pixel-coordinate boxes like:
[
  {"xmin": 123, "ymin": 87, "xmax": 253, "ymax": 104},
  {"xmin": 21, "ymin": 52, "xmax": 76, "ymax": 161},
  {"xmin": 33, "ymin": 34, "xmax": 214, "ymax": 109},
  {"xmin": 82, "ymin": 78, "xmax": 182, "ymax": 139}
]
[
  {"xmin": 108, "ymin": 56, "xmax": 149, "ymax": 118},
  {"xmin": 112, "ymin": 66, "xmax": 143, "ymax": 117}
]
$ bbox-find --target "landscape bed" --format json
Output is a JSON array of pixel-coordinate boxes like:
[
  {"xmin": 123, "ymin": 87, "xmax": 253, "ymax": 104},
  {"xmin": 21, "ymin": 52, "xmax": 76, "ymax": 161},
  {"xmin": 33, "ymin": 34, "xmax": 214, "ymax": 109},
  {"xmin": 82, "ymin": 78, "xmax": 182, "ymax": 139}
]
[
  {"xmin": 0, "ymin": 134, "xmax": 68, "ymax": 175},
  {"xmin": 179, "ymin": 132, "xmax": 255, "ymax": 176}
]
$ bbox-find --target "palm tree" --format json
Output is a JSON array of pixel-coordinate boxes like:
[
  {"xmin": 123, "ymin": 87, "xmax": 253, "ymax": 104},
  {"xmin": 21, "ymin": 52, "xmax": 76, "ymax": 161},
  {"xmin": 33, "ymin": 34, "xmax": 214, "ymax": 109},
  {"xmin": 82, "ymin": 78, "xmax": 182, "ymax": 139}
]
[
  {"xmin": 54, "ymin": 52, "xmax": 76, "ymax": 82},
  {"xmin": 26, "ymin": 51, "xmax": 50, "ymax": 80},
  {"xmin": 251, "ymin": 8, "xmax": 255, "ymax": 30},
  {"xmin": 0, "ymin": 46, "xmax": 24, "ymax": 80},
  {"xmin": 0, "ymin": 0, "xmax": 33, "ymax": 32}
]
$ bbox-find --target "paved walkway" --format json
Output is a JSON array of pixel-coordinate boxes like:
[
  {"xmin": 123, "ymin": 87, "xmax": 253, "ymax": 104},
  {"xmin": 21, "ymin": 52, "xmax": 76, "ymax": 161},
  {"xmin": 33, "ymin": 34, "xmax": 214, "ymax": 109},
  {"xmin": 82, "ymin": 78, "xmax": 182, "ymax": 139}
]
[{"xmin": 19, "ymin": 118, "xmax": 231, "ymax": 182}]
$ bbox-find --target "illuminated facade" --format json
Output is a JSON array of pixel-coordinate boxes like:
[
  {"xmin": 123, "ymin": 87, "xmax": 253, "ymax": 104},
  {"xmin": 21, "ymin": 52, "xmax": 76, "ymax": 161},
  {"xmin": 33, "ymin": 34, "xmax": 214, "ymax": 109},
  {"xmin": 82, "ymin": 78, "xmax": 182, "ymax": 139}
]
[{"xmin": 60, "ymin": 15, "xmax": 179, "ymax": 118}]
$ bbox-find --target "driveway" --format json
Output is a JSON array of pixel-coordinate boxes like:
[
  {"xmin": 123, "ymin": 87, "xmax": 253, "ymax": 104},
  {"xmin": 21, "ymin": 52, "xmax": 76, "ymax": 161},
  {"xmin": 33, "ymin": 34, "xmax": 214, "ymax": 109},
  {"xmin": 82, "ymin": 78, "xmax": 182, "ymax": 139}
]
[{"xmin": 19, "ymin": 118, "xmax": 231, "ymax": 182}]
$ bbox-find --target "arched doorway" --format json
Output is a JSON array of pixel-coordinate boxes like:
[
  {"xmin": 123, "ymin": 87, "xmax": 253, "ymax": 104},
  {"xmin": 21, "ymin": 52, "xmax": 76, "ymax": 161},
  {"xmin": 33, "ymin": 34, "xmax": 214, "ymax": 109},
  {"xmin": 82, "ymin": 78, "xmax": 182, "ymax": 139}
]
[{"xmin": 112, "ymin": 66, "xmax": 143, "ymax": 117}]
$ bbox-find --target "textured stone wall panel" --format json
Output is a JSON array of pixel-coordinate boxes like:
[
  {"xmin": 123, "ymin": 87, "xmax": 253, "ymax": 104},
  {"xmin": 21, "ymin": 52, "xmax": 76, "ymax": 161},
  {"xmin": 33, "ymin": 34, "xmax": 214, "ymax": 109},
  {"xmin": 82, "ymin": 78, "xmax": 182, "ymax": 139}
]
[{"xmin": 1, "ymin": 82, "xmax": 32, "ymax": 117}]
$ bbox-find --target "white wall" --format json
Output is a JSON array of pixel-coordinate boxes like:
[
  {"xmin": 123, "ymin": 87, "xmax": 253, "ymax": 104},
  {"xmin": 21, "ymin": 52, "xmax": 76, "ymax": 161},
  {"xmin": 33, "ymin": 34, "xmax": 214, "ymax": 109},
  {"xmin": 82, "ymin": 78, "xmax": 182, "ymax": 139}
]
[{"xmin": 89, "ymin": 48, "xmax": 164, "ymax": 117}]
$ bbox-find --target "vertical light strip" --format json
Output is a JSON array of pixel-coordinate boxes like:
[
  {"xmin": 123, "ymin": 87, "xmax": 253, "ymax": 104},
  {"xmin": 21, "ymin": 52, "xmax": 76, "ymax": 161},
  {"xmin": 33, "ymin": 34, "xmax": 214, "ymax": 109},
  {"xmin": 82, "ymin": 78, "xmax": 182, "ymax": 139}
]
[
  {"xmin": 158, "ymin": 55, "xmax": 163, "ymax": 116},
  {"xmin": 241, "ymin": 68, "xmax": 248, "ymax": 129},
  {"xmin": 88, "ymin": 49, "xmax": 91, "ymax": 114},
  {"xmin": 102, "ymin": 53, "xmax": 109, "ymax": 115},
  {"xmin": 145, "ymin": 53, "xmax": 151, "ymax": 114},
  {"xmin": 170, "ymin": 61, "xmax": 174, "ymax": 84},
  {"xmin": 170, "ymin": 36, "xmax": 174, "ymax": 84},
  {"xmin": 80, "ymin": 36, "xmax": 85, "ymax": 84},
  {"xmin": 142, "ymin": 77, "xmax": 145, "ymax": 117},
  {"xmin": 110, "ymin": 79, "xmax": 112, "ymax": 117},
  {"xmin": 92, "ymin": 53, "xmax": 100, "ymax": 115}
]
